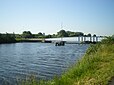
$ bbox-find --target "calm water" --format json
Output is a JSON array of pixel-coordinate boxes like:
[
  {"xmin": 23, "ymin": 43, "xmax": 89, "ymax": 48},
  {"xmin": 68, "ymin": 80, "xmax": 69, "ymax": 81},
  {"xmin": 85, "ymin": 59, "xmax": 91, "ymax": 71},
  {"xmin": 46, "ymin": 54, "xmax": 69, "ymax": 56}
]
[{"xmin": 0, "ymin": 43, "xmax": 89, "ymax": 85}]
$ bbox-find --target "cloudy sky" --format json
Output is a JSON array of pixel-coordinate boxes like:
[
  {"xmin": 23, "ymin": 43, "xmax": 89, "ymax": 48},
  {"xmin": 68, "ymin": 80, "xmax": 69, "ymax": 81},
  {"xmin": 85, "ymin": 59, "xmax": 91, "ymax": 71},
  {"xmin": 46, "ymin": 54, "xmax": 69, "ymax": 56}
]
[{"xmin": 0, "ymin": 0, "xmax": 114, "ymax": 36}]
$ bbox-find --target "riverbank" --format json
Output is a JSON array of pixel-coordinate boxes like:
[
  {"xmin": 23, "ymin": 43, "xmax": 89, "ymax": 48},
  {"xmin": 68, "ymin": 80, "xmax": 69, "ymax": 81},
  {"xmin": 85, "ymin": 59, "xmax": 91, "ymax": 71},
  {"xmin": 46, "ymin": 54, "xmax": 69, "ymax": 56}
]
[
  {"xmin": 62, "ymin": 43, "xmax": 114, "ymax": 85},
  {"xmin": 20, "ymin": 37, "xmax": 114, "ymax": 85},
  {"xmin": 16, "ymin": 38, "xmax": 45, "ymax": 43}
]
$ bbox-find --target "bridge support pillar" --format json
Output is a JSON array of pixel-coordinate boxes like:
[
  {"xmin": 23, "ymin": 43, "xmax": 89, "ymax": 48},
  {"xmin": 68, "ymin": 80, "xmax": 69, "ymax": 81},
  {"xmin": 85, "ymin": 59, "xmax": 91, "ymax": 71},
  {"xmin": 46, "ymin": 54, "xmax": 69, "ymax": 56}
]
[
  {"xmin": 90, "ymin": 37, "xmax": 92, "ymax": 42},
  {"xmin": 84, "ymin": 37, "xmax": 86, "ymax": 42},
  {"xmin": 78, "ymin": 36, "xmax": 80, "ymax": 43},
  {"xmin": 96, "ymin": 36, "xmax": 98, "ymax": 42},
  {"xmin": 81, "ymin": 36, "xmax": 83, "ymax": 42},
  {"xmin": 93, "ymin": 37, "xmax": 95, "ymax": 42}
]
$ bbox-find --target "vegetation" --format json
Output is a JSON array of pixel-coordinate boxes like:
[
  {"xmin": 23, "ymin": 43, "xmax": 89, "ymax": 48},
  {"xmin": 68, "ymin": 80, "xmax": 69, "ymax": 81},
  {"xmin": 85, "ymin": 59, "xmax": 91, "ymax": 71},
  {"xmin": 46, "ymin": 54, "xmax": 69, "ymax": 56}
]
[
  {"xmin": 101, "ymin": 36, "xmax": 114, "ymax": 44},
  {"xmin": 0, "ymin": 33, "xmax": 16, "ymax": 43},
  {"xmin": 66, "ymin": 31, "xmax": 84, "ymax": 37},
  {"xmin": 17, "ymin": 36, "xmax": 114, "ymax": 85},
  {"xmin": 56, "ymin": 30, "xmax": 84, "ymax": 37},
  {"xmin": 22, "ymin": 31, "xmax": 33, "ymax": 38},
  {"xmin": 15, "ymin": 30, "xmax": 93, "ymax": 39},
  {"xmin": 57, "ymin": 30, "xmax": 69, "ymax": 37},
  {"xmin": 0, "ymin": 30, "xmax": 97, "ymax": 43}
]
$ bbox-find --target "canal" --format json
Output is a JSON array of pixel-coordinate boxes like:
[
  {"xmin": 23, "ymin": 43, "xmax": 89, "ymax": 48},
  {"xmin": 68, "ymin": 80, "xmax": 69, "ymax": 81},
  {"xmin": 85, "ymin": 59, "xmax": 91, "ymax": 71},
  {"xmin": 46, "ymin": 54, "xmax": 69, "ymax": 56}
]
[{"xmin": 0, "ymin": 43, "xmax": 89, "ymax": 84}]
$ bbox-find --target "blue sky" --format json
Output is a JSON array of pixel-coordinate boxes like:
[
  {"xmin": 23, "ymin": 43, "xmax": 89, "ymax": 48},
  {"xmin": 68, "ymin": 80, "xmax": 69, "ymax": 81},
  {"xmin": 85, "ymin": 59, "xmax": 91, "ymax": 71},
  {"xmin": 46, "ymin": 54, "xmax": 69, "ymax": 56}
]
[{"xmin": 0, "ymin": 0, "xmax": 114, "ymax": 36}]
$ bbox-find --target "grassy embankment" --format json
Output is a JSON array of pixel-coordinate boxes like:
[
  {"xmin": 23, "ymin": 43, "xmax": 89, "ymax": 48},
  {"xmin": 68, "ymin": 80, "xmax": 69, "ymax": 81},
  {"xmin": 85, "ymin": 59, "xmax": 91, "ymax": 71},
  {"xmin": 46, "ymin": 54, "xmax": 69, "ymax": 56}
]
[
  {"xmin": 20, "ymin": 37, "xmax": 114, "ymax": 85},
  {"xmin": 16, "ymin": 38, "xmax": 45, "ymax": 42}
]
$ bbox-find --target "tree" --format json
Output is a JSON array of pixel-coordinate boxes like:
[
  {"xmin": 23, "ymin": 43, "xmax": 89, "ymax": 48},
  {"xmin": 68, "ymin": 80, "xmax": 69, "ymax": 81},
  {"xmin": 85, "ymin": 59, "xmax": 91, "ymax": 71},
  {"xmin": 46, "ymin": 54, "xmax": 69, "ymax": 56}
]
[
  {"xmin": 22, "ymin": 31, "xmax": 33, "ymax": 38},
  {"xmin": 0, "ymin": 33, "xmax": 16, "ymax": 43},
  {"xmin": 37, "ymin": 32, "xmax": 45, "ymax": 38},
  {"xmin": 38, "ymin": 32, "xmax": 43, "ymax": 36},
  {"xmin": 74, "ymin": 32, "xmax": 84, "ymax": 36},
  {"xmin": 112, "ymin": 34, "xmax": 114, "ymax": 39},
  {"xmin": 57, "ymin": 30, "xmax": 68, "ymax": 37},
  {"xmin": 66, "ymin": 31, "xmax": 84, "ymax": 37},
  {"xmin": 52, "ymin": 34, "xmax": 57, "ymax": 38},
  {"xmin": 45, "ymin": 34, "xmax": 52, "ymax": 38},
  {"xmin": 87, "ymin": 33, "xmax": 91, "ymax": 37},
  {"xmin": 15, "ymin": 34, "xmax": 22, "ymax": 38},
  {"xmin": 93, "ymin": 34, "xmax": 96, "ymax": 37}
]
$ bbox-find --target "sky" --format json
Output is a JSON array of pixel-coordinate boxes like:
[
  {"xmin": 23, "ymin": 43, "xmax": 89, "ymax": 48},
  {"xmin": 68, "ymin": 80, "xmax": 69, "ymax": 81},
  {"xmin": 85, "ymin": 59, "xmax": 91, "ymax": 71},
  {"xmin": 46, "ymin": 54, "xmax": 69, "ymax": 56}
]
[{"xmin": 0, "ymin": 0, "xmax": 114, "ymax": 36}]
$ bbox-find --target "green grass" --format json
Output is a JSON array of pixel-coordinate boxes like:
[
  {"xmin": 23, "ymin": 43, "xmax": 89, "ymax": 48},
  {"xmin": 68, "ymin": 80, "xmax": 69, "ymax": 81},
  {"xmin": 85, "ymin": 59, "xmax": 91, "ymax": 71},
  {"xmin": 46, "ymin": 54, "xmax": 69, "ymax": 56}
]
[
  {"xmin": 65, "ymin": 44, "xmax": 114, "ymax": 85},
  {"xmin": 15, "ymin": 38, "xmax": 26, "ymax": 42},
  {"xmin": 19, "ymin": 38, "xmax": 114, "ymax": 85}
]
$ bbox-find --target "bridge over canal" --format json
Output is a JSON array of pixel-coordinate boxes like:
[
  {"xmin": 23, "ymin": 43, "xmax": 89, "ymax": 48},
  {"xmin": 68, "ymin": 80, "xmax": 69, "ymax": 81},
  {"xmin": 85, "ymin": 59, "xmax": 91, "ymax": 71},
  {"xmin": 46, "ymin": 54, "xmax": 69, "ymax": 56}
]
[{"xmin": 45, "ymin": 36, "xmax": 105, "ymax": 44}]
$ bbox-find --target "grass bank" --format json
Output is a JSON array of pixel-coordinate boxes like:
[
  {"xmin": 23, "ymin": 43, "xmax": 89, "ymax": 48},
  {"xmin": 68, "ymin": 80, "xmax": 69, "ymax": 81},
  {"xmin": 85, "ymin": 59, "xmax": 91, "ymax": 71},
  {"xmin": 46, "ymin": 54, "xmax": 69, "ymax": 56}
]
[{"xmin": 20, "ymin": 38, "xmax": 114, "ymax": 85}]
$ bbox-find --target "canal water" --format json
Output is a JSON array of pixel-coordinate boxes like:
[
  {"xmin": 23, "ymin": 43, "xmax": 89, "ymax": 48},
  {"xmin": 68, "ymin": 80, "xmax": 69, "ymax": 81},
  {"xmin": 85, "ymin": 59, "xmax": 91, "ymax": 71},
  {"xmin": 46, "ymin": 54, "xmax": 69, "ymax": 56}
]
[{"xmin": 0, "ymin": 43, "xmax": 89, "ymax": 85}]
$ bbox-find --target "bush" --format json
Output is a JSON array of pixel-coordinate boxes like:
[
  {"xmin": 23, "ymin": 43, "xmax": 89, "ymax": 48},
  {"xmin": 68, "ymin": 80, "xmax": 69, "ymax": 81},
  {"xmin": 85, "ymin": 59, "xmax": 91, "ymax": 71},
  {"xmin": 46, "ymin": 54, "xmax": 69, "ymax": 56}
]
[{"xmin": 101, "ymin": 36, "xmax": 114, "ymax": 44}]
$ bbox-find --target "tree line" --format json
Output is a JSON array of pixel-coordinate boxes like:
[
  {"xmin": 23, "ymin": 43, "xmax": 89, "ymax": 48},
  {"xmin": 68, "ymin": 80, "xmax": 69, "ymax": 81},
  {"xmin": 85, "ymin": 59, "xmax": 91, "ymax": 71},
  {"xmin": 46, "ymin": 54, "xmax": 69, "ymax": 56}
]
[
  {"xmin": 1, "ymin": 29, "xmax": 106, "ymax": 43},
  {"xmin": 15, "ymin": 30, "xmax": 97, "ymax": 39},
  {"xmin": 0, "ymin": 33, "xmax": 16, "ymax": 43}
]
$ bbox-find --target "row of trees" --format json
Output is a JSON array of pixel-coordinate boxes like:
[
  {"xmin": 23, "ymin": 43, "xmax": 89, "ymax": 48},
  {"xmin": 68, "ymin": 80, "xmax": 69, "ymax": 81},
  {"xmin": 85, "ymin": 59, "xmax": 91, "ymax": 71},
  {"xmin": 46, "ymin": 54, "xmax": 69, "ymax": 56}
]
[
  {"xmin": 16, "ymin": 30, "xmax": 96, "ymax": 39},
  {"xmin": 57, "ymin": 30, "xmax": 97, "ymax": 37},
  {"xmin": 0, "ymin": 30, "xmax": 98, "ymax": 43},
  {"xmin": 0, "ymin": 33, "xmax": 16, "ymax": 43},
  {"xmin": 57, "ymin": 30, "xmax": 84, "ymax": 37},
  {"xmin": 0, "ymin": 30, "xmax": 113, "ymax": 44},
  {"xmin": 15, "ymin": 31, "xmax": 46, "ymax": 38}
]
